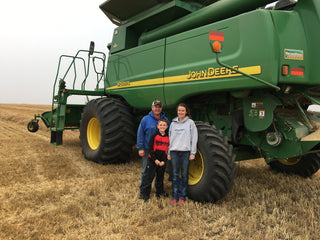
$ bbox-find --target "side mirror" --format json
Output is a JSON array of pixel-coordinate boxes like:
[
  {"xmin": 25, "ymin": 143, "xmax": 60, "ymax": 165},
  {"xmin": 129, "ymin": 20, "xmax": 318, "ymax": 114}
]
[{"xmin": 89, "ymin": 41, "xmax": 95, "ymax": 55}]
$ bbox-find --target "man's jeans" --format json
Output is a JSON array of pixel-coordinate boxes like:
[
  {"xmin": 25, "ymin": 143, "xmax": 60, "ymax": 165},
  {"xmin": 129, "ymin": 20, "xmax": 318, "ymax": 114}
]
[
  {"xmin": 170, "ymin": 151, "xmax": 190, "ymax": 200},
  {"xmin": 139, "ymin": 151, "xmax": 148, "ymax": 192}
]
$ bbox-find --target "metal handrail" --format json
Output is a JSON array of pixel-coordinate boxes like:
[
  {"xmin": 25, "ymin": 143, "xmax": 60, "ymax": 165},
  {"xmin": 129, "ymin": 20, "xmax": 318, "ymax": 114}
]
[
  {"xmin": 50, "ymin": 48, "xmax": 106, "ymax": 130},
  {"xmin": 51, "ymin": 50, "xmax": 106, "ymax": 108}
]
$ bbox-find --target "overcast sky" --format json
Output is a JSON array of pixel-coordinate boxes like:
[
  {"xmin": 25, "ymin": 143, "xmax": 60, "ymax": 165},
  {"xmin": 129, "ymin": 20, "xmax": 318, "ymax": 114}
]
[{"xmin": 0, "ymin": 0, "xmax": 115, "ymax": 104}]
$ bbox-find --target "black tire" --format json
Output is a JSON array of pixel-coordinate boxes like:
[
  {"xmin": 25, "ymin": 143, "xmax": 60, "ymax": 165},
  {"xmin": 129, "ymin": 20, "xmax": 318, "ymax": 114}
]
[
  {"xmin": 188, "ymin": 122, "xmax": 236, "ymax": 202},
  {"xmin": 80, "ymin": 98, "xmax": 136, "ymax": 164},
  {"xmin": 27, "ymin": 121, "xmax": 39, "ymax": 133},
  {"xmin": 269, "ymin": 153, "xmax": 320, "ymax": 177}
]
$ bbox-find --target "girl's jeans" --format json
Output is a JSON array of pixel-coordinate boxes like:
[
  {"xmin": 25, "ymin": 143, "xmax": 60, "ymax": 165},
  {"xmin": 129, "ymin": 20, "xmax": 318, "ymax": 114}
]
[{"xmin": 170, "ymin": 151, "xmax": 190, "ymax": 200}]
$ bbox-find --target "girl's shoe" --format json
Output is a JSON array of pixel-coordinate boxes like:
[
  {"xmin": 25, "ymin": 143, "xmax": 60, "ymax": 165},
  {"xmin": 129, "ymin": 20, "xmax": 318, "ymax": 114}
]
[
  {"xmin": 171, "ymin": 199, "xmax": 177, "ymax": 205},
  {"xmin": 178, "ymin": 199, "xmax": 185, "ymax": 204}
]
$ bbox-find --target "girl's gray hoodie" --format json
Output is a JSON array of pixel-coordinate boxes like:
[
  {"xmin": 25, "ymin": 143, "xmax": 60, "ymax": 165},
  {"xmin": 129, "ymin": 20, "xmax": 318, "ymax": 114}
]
[{"xmin": 168, "ymin": 116, "xmax": 198, "ymax": 157}]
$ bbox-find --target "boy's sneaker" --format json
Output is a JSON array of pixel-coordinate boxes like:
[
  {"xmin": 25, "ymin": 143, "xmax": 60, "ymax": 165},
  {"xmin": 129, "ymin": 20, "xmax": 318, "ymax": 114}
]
[
  {"xmin": 143, "ymin": 195, "xmax": 150, "ymax": 202},
  {"xmin": 156, "ymin": 192, "xmax": 169, "ymax": 199},
  {"xmin": 171, "ymin": 199, "xmax": 177, "ymax": 205},
  {"xmin": 138, "ymin": 192, "xmax": 144, "ymax": 199},
  {"xmin": 178, "ymin": 199, "xmax": 185, "ymax": 204}
]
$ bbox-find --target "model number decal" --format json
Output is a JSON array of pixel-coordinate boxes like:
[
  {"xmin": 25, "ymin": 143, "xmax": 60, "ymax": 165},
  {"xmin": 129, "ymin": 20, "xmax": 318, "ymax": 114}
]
[{"xmin": 117, "ymin": 81, "xmax": 130, "ymax": 87}]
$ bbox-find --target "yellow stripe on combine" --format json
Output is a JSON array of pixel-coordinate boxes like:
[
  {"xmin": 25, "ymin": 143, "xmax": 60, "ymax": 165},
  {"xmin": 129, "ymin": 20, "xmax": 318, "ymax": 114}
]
[{"xmin": 106, "ymin": 65, "xmax": 261, "ymax": 90}]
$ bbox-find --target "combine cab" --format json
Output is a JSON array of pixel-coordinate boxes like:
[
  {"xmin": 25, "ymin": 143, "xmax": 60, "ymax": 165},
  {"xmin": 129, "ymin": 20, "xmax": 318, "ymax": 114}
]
[{"xmin": 28, "ymin": 0, "xmax": 320, "ymax": 202}]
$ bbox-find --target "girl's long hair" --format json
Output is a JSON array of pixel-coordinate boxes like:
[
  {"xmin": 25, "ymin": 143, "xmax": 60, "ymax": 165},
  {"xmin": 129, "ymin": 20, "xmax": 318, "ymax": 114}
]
[{"xmin": 177, "ymin": 103, "xmax": 192, "ymax": 119}]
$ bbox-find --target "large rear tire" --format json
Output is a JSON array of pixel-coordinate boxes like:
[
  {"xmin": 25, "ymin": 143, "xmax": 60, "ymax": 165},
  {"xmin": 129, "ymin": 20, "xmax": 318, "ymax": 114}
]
[
  {"xmin": 188, "ymin": 122, "xmax": 236, "ymax": 202},
  {"xmin": 80, "ymin": 98, "xmax": 136, "ymax": 164},
  {"xmin": 269, "ymin": 153, "xmax": 320, "ymax": 177}
]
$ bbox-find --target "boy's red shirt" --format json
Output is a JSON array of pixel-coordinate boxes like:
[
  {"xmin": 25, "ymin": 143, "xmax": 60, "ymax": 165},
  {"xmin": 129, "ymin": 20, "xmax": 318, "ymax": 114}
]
[{"xmin": 148, "ymin": 130, "xmax": 169, "ymax": 162}]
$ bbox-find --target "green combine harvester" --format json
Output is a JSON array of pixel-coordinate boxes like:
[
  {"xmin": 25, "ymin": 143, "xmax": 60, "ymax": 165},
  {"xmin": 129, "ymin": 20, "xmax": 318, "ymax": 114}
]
[{"xmin": 28, "ymin": 0, "xmax": 320, "ymax": 202}]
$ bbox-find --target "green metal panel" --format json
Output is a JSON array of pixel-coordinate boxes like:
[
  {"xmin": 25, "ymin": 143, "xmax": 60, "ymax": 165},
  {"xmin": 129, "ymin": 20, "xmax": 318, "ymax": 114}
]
[
  {"xmin": 271, "ymin": 11, "xmax": 309, "ymax": 85},
  {"xmin": 269, "ymin": 0, "xmax": 320, "ymax": 86},
  {"xmin": 163, "ymin": 9, "xmax": 279, "ymax": 108},
  {"xmin": 65, "ymin": 104, "xmax": 85, "ymax": 128},
  {"xmin": 106, "ymin": 39, "xmax": 166, "ymax": 109},
  {"xmin": 139, "ymin": 0, "xmax": 277, "ymax": 44},
  {"xmin": 242, "ymin": 94, "xmax": 280, "ymax": 132},
  {"xmin": 296, "ymin": 0, "xmax": 320, "ymax": 85},
  {"xmin": 108, "ymin": 1, "xmax": 203, "ymax": 53}
]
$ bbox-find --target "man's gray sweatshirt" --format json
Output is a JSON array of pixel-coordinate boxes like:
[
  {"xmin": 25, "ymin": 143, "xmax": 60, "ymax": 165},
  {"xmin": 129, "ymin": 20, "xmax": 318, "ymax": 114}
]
[{"xmin": 167, "ymin": 116, "xmax": 198, "ymax": 157}]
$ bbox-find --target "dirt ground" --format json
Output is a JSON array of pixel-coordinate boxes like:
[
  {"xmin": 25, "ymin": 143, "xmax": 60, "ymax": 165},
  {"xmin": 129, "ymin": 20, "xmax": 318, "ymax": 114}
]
[{"xmin": 0, "ymin": 104, "xmax": 320, "ymax": 240}]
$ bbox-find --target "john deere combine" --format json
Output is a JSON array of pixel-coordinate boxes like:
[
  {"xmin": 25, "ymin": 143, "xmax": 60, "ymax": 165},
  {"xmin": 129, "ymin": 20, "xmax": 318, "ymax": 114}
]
[{"xmin": 28, "ymin": 0, "xmax": 320, "ymax": 202}]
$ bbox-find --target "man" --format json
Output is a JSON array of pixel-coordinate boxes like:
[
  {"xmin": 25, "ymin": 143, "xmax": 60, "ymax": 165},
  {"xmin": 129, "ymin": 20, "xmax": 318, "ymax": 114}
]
[{"xmin": 137, "ymin": 100, "xmax": 169, "ymax": 199}]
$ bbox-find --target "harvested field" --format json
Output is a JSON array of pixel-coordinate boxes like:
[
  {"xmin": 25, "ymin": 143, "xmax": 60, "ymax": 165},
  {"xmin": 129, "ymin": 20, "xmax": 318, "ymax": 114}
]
[{"xmin": 0, "ymin": 104, "xmax": 320, "ymax": 240}]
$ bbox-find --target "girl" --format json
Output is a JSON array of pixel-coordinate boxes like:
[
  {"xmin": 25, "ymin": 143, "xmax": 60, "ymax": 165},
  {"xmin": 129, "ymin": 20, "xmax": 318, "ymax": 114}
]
[{"xmin": 167, "ymin": 103, "xmax": 198, "ymax": 205}]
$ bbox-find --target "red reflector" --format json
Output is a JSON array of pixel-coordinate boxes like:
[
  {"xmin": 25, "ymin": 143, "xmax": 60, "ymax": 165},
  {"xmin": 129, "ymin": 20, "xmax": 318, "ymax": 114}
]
[
  {"xmin": 291, "ymin": 68, "xmax": 304, "ymax": 76},
  {"xmin": 209, "ymin": 31, "xmax": 224, "ymax": 41}
]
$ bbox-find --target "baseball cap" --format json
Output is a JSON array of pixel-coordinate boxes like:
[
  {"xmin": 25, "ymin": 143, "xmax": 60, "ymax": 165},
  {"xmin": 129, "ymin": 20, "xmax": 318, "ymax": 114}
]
[{"xmin": 152, "ymin": 100, "xmax": 162, "ymax": 107}]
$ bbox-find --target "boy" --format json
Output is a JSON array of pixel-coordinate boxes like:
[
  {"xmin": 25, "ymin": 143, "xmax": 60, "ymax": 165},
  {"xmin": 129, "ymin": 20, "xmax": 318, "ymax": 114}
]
[{"xmin": 141, "ymin": 118, "xmax": 170, "ymax": 202}]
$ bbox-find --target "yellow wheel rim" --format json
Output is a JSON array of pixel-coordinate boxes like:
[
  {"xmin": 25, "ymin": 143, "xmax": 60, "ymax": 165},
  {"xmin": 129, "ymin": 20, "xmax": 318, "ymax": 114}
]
[
  {"xmin": 279, "ymin": 156, "xmax": 302, "ymax": 166},
  {"xmin": 188, "ymin": 150, "xmax": 204, "ymax": 185},
  {"xmin": 87, "ymin": 117, "xmax": 101, "ymax": 150}
]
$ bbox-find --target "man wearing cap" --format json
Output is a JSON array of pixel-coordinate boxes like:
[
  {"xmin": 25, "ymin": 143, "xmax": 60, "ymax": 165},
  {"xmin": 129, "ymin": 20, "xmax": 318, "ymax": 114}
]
[{"xmin": 137, "ymin": 100, "xmax": 169, "ymax": 199}]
